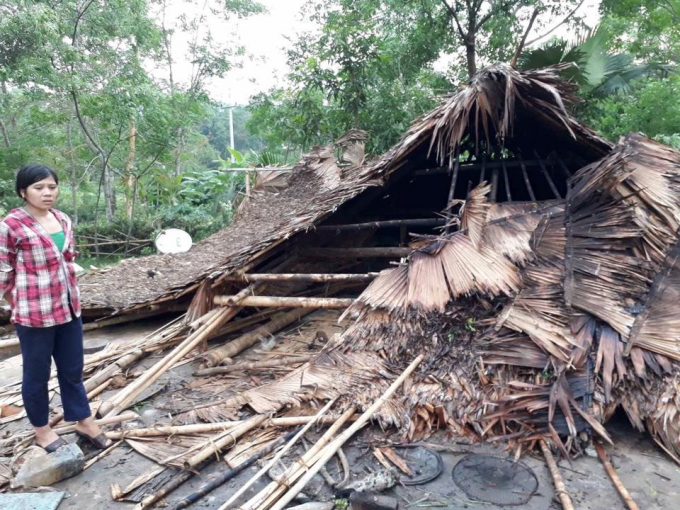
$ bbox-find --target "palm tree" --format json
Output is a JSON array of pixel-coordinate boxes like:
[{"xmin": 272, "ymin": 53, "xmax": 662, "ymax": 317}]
[{"xmin": 519, "ymin": 29, "xmax": 672, "ymax": 97}]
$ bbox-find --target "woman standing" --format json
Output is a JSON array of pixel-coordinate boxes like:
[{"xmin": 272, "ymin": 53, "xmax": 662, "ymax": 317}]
[{"xmin": 0, "ymin": 164, "xmax": 110, "ymax": 452}]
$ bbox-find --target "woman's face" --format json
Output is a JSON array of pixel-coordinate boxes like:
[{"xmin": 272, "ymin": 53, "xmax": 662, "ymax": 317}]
[{"xmin": 22, "ymin": 177, "xmax": 59, "ymax": 211}]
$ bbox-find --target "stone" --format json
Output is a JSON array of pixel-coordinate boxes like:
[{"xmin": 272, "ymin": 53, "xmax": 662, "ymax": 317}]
[
  {"xmin": 11, "ymin": 446, "xmax": 47, "ymax": 475},
  {"xmin": 341, "ymin": 468, "xmax": 399, "ymax": 493},
  {"xmin": 349, "ymin": 491, "xmax": 399, "ymax": 510},
  {"xmin": 11, "ymin": 443, "xmax": 84, "ymax": 489}
]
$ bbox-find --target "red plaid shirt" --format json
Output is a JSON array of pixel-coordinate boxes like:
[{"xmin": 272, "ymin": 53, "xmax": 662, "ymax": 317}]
[{"xmin": 0, "ymin": 208, "xmax": 81, "ymax": 327}]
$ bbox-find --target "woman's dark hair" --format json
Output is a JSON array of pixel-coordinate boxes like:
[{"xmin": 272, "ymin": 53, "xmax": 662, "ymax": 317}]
[{"xmin": 15, "ymin": 164, "xmax": 59, "ymax": 199}]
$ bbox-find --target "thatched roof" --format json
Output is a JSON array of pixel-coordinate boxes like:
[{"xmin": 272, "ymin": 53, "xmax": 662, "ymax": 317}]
[{"xmin": 80, "ymin": 64, "xmax": 610, "ymax": 314}]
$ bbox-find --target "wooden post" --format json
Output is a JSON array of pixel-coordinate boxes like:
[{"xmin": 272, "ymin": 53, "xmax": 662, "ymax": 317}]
[
  {"xmin": 221, "ymin": 272, "xmax": 378, "ymax": 283},
  {"xmin": 213, "ymin": 295, "xmax": 355, "ymax": 309},
  {"xmin": 502, "ymin": 160, "xmax": 512, "ymax": 201},
  {"xmin": 317, "ymin": 218, "xmax": 445, "ymax": 231},
  {"xmin": 519, "ymin": 154, "xmax": 536, "ymax": 201},
  {"xmin": 306, "ymin": 247, "xmax": 413, "ymax": 259}
]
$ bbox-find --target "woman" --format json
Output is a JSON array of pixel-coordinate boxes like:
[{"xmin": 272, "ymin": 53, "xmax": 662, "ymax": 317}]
[{"xmin": 0, "ymin": 164, "xmax": 110, "ymax": 452}]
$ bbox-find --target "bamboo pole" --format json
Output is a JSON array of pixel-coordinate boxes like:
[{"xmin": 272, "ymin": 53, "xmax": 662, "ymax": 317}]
[
  {"xmin": 213, "ymin": 296, "xmax": 354, "ymax": 309},
  {"xmin": 133, "ymin": 415, "xmax": 268, "ymax": 510},
  {"xmin": 236, "ymin": 406, "xmax": 357, "ymax": 510},
  {"xmin": 317, "ymin": 219, "xmax": 445, "ymax": 231},
  {"xmin": 166, "ymin": 429, "xmax": 299, "ymax": 510},
  {"xmin": 107, "ymin": 414, "xmax": 357, "ymax": 440},
  {"xmin": 202, "ymin": 309, "xmax": 316, "ymax": 367},
  {"xmin": 182, "ymin": 415, "xmax": 268, "ymax": 469},
  {"xmin": 222, "ymin": 273, "xmax": 379, "ymax": 283},
  {"xmin": 99, "ymin": 286, "xmax": 255, "ymax": 417},
  {"xmin": 306, "ymin": 247, "xmax": 412, "ymax": 258},
  {"xmin": 84, "ymin": 348, "xmax": 143, "ymax": 394},
  {"xmin": 594, "ymin": 442, "xmax": 639, "ymax": 510},
  {"xmin": 540, "ymin": 439, "xmax": 574, "ymax": 510},
  {"xmin": 220, "ymin": 399, "xmax": 337, "ymax": 510},
  {"xmin": 267, "ymin": 355, "xmax": 423, "ymax": 510},
  {"xmin": 54, "ymin": 411, "xmax": 138, "ymax": 435},
  {"xmin": 194, "ymin": 355, "xmax": 313, "ymax": 376},
  {"xmin": 107, "ymin": 421, "xmax": 236, "ymax": 440}
]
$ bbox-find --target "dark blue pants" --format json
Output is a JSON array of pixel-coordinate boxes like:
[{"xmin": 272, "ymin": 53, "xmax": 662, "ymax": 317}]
[{"xmin": 16, "ymin": 317, "xmax": 91, "ymax": 427}]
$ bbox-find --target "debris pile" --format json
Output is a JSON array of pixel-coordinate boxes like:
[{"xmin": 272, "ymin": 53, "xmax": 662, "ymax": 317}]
[{"xmin": 0, "ymin": 64, "xmax": 679, "ymax": 509}]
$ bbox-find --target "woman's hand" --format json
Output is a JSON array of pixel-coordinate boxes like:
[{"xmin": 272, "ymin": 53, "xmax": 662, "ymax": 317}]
[{"xmin": 2, "ymin": 292, "xmax": 12, "ymax": 307}]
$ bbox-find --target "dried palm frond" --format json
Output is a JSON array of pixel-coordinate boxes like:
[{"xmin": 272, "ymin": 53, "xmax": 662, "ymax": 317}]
[
  {"xmin": 595, "ymin": 327, "xmax": 628, "ymax": 403},
  {"xmin": 628, "ymin": 243, "xmax": 680, "ymax": 361},
  {"xmin": 438, "ymin": 233, "xmax": 521, "ymax": 298},
  {"xmin": 479, "ymin": 330, "xmax": 549, "ymax": 369},
  {"xmin": 482, "ymin": 203, "xmax": 559, "ymax": 264},
  {"xmin": 346, "ymin": 266, "xmax": 408, "ymax": 316},
  {"xmin": 461, "ymin": 182, "xmax": 491, "ymax": 248}
]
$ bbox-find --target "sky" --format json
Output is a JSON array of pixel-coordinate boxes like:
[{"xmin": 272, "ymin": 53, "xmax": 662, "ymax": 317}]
[{"xmin": 161, "ymin": 0, "xmax": 601, "ymax": 106}]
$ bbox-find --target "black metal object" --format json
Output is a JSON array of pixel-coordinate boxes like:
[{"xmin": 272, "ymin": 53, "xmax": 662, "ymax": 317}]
[
  {"xmin": 395, "ymin": 446, "xmax": 444, "ymax": 486},
  {"xmin": 452, "ymin": 453, "xmax": 538, "ymax": 506}
]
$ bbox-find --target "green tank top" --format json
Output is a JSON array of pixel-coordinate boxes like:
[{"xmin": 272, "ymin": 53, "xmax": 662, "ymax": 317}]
[{"xmin": 50, "ymin": 230, "xmax": 65, "ymax": 253}]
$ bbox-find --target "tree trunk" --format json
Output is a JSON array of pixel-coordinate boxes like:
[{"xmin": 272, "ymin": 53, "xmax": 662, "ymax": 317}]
[
  {"xmin": 66, "ymin": 122, "xmax": 78, "ymax": 224},
  {"xmin": 125, "ymin": 121, "xmax": 136, "ymax": 220},
  {"xmin": 173, "ymin": 127, "xmax": 184, "ymax": 177},
  {"xmin": 103, "ymin": 164, "xmax": 115, "ymax": 222},
  {"xmin": 465, "ymin": 40, "xmax": 477, "ymax": 78},
  {"xmin": 0, "ymin": 118, "xmax": 10, "ymax": 148}
]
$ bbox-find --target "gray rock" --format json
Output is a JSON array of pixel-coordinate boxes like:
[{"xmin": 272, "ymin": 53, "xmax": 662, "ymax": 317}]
[{"xmin": 11, "ymin": 443, "xmax": 84, "ymax": 488}]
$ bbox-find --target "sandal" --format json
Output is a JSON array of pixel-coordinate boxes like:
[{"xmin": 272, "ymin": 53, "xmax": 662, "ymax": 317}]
[
  {"xmin": 39, "ymin": 437, "xmax": 68, "ymax": 453},
  {"xmin": 75, "ymin": 430, "xmax": 111, "ymax": 450}
]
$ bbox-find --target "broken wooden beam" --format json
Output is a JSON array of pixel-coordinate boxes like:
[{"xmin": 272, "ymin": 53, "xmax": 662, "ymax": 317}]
[
  {"xmin": 306, "ymin": 247, "xmax": 413, "ymax": 258},
  {"xmin": 213, "ymin": 295, "xmax": 355, "ymax": 309},
  {"xmin": 317, "ymin": 218, "xmax": 445, "ymax": 231},
  {"xmin": 202, "ymin": 308, "xmax": 316, "ymax": 367},
  {"xmin": 221, "ymin": 272, "xmax": 379, "ymax": 283}
]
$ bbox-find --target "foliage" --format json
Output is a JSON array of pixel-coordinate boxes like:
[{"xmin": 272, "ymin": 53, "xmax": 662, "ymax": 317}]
[
  {"xmin": 599, "ymin": 0, "xmax": 680, "ymax": 65},
  {"xmin": 247, "ymin": 0, "xmax": 452, "ymax": 154},
  {"xmin": 0, "ymin": 0, "xmax": 265, "ymax": 257},
  {"xmin": 583, "ymin": 74, "xmax": 680, "ymax": 142},
  {"xmin": 520, "ymin": 28, "xmax": 672, "ymax": 96}
]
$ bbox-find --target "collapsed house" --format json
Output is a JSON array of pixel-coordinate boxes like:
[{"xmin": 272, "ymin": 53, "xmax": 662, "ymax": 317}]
[
  {"xmin": 2, "ymin": 63, "xmax": 680, "ymax": 506},
  {"xmin": 78, "ymin": 63, "xmax": 680, "ymax": 458}
]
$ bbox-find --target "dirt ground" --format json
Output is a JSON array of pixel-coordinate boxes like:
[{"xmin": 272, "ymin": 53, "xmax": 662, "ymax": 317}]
[{"xmin": 2, "ymin": 319, "xmax": 679, "ymax": 509}]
